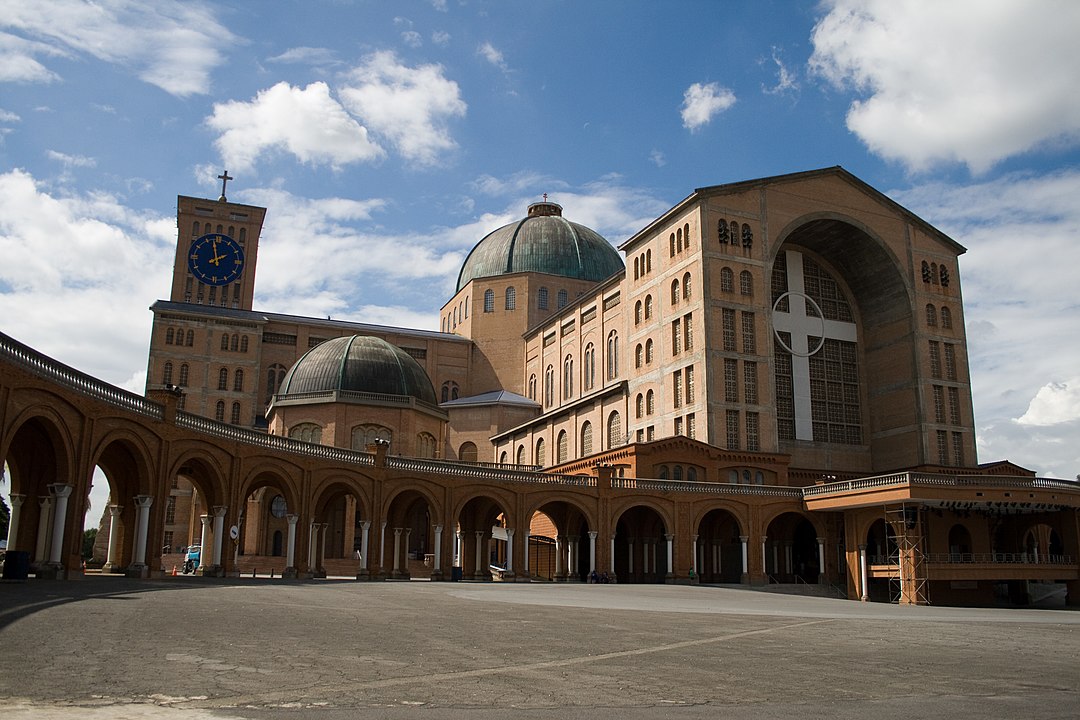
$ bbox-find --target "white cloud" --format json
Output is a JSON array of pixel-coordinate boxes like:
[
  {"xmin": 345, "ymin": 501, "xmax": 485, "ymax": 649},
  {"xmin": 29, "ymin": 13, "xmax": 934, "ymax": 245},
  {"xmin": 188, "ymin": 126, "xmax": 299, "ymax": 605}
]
[
  {"xmin": 47, "ymin": 150, "xmax": 96, "ymax": 167},
  {"xmin": 402, "ymin": 31, "xmax": 423, "ymax": 48},
  {"xmin": 0, "ymin": 107, "xmax": 20, "ymax": 122},
  {"xmin": 649, "ymin": 149, "xmax": 666, "ymax": 167},
  {"xmin": 432, "ymin": 31, "xmax": 451, "ymax": 47},
  {"xmin": 762, "ymin": 47, "xmax": 798, "ymax": 96},
  {"xmin": 0, "ymin": 32, "xmax": 62, "ymax": 83},
  {"xmin": 338, "ymin": 51, "xmax": 466, "ymax": 166},
  {"xmin": 267, "ymin": 47, "xmax": 338, "ymax": 66},
  {"xmin": 430, "ymin": 0, "xmax": 448, "ymax": 11},
  {"xmin": 206, "ymin": 81, "xmax": 385, "ymax": 172},
  {"xmin": 477, "ymin": 42, "xmax": 509, "ymax": 72},
  {"xmin": 0, "ymin": 0, "xmax": 237, "ymax": 96},
  {"xmin": 1019, "ymin": 381, "xmax": 1080, "ymax": 426},
  {"xmin": 809, "ymin": 0, "xmax": 1080, "ymax": 173},
  {"xmin": 680, "ymin": 82, "xmax": 736, "ymax": 131}
]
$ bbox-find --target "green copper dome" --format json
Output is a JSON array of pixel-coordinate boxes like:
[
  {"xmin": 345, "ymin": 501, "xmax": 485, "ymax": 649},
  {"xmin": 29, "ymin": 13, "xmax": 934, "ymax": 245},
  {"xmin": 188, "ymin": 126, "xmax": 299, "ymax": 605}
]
[
  {"xmin": 456, "ymin": 201, "xmax": 623, "ymax": 292},
  {"xmin": 278, "ymin": 335, "xmax": 437, "ymax": 405}
]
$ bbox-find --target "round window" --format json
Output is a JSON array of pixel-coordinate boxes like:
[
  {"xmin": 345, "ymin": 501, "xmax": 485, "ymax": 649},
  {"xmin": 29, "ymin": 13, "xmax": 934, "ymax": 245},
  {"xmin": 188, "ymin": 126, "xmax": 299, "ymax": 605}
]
[{"xmin": 270, "ymin": 495, "xmax": 287, "ymax": 518}]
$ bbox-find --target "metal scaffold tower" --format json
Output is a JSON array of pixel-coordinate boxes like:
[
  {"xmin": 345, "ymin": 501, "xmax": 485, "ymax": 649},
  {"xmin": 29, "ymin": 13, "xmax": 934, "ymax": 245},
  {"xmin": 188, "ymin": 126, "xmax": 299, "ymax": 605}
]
[{"xmin": 886, "ymin": 504, "xmax": 930, "ymax": 605}]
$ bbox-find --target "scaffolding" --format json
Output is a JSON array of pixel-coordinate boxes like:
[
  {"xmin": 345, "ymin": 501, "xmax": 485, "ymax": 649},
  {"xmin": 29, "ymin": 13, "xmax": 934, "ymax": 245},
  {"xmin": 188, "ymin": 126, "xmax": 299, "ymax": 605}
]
[{"xmin": 885, "ymin": 504, "xmax": 930, "ymax": 605}]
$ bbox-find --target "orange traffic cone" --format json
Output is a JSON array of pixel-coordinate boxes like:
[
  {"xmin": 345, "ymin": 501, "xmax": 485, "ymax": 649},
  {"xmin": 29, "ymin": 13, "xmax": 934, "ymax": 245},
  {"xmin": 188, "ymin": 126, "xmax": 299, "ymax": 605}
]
[{"xmin": 171, "ymin": 565, "xmax": 178, "ymax": 576}]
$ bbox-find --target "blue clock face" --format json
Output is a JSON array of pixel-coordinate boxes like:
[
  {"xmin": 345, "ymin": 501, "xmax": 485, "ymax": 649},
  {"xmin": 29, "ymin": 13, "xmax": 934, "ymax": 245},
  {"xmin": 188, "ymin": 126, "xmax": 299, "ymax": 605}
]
[{"xmin": 188, "ymin": 233, "xmax": 244, "ymax": 286}]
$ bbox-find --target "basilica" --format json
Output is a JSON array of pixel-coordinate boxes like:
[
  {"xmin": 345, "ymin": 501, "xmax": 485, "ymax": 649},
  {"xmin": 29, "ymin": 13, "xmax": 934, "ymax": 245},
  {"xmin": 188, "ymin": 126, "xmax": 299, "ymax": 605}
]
[{"xmin": 3, "ymin": 166, "xmax": 1078, "ymax": 606}]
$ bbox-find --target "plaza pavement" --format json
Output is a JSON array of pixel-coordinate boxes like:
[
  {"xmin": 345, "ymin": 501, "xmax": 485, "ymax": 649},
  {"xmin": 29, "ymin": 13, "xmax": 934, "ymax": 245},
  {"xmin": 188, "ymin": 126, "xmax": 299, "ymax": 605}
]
[{"xmin": 0, "ymin": 576, "xmax": 1077, "ymax": 719}]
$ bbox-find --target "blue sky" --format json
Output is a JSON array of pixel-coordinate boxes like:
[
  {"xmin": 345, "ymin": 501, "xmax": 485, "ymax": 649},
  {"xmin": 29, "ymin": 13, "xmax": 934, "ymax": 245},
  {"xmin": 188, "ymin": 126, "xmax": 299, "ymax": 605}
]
[{"xmin": 2, "ymin": 0, "xmax": 1080, "ymax": 514}]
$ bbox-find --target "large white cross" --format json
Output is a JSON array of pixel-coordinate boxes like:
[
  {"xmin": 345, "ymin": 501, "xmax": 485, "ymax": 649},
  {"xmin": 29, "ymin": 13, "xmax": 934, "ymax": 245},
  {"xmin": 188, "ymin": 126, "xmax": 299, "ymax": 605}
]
[{"xmin": 771, "ymin": 250, "xmax": 857, "ymax": 441}]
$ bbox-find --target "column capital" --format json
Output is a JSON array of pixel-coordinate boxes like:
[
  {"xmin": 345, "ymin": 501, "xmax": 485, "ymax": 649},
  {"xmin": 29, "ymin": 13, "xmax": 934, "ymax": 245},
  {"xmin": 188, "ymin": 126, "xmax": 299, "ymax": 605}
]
[
  {"xmin": 211, "ymin": 505, "xmax": 227, "ymax": 517},
  {"xmin": 200, "ymin": 515, "xmax": 212, "ymax": 527},
  {"xmin": 664, "ymin": 533, "xmax": 674, "ymax": 541},
  {"xmin": 858, "ymin": 543, "xmax": 867, "ymax": 551},
  {"xmin": 8, "ymin": 493, "xmax": 25, "ymax": 508},
  {"xmin": 49, "ymin": 483, "xmax": 74, "ymax": 499},
  {"xmin": 433, "ymin": 524, "xmax": 443, "ymax": 533},
  {"xmin": 505, "ymin": 527, "xmax": 515, "ymax": 538},
  {"xmin": 134, "ymin": 495, "xmax": 154, "ymax": 508},
  {"xmin": 286, "ymin": 513, "xmax": 299, "ymax": 526},
  {"xmin": 739, "ymin": 535, "xmax": 749, "ymax": 542},
  {"xmin": 360, "ymin": 519, "xmax": 371, "ymax": 530},
  {"xmin": 816, "ymin": 537, "xmax": 825, "ymax": 544},
  {"xmin": 108, "ymin": 505, "xmax": 123, "ymax": 517},
  {"xmin": 588, "ymin": 530, "xmax": 598, "ymax": 539}
]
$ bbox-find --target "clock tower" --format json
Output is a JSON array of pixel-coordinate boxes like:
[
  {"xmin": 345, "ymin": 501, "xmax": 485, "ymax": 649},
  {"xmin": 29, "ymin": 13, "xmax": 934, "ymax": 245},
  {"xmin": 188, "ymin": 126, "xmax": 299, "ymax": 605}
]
[{"xmin": 168, "ymin": 175, "xmax": 266, "ymax": 311}]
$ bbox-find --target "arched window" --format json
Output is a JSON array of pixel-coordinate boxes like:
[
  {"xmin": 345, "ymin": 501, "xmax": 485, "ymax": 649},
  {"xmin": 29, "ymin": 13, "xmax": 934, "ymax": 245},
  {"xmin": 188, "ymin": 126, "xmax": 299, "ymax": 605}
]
[
  {"xmin": 186, "ymin": 330, "xmax": 194, "ymax": 346},
  {"xmin": 218, "ymin": 367, "xmax": 228, "ymax": 390},
  {"xmin": 563, "ymin": 355, "xmax": 574, "ymax": 399},
  {"xmin": 644, "ymin": 295, "xmax": 653, "ymax": 319},
  {"xmin": 633, "ymin": 256, "xmax": 640, "ymax": 280},
  {"xmin": 607, "ymin": 410, "xmax": 622, "ymax": 449},
  {"xmin": 606, "ymin": 331, "xmax": 619, "ymax": 379},
  {"xmin": 718, "ymin": 219, "xmax": 730, "ymax": 244},
  {"xmin": 214, "ymin": 401, "xmax": 225, "ymax": 422},
  {"xmin": 557, "ymin": 431, "xmax": 568, "ymax": 464},
  {"xmin": 669, "ymin": 233, "xmax": 676, "ymax": 257},
  {"xmin": 192, "ymin": 221, "xmax": 200, "ymax": 236},
  {"xmin": 162, "ymin": 361, "xmax": 174, "ymax": 385},
  {"xmin": 635, "ymin": 393, "xmax": 644, "ymax": 418},
  {"xmin": 558, "ymin": 289, "xmax": 568, "ymax": 308},
  {"xmin": 505, "ymin": 286, "xmax": 516, "ymax": 310},
  {"xmin": 940, "ymin": 265, "xmax": 950, "ymax": 287},
  {"xmin": 729, "ymin": 221, "xmax": 739, "ymax": 248},
  {"xmin": 941, "ymin": 306, "xmax": 952, "ymax": 329},
  {"xmin": 581, "ymin": 421, "xmax": 593, "ymax": 456},
  {"xmin": 931, "ymin": 263, "xmax": 939, "ymax": 285},
  {"xmin": 683, "ymin": 222, "xmax": 691, "ymax": 248},
  {"xmin": 528, "ymin": 374, "xmax": 537, "ymax": 400},
  {"xmin": 683, "ymin": 272, "xmax": 692, "ymax": 299},
  {"xmin": 516, "ymin": 445, "xmax": 525, "ymax": 465},
  {"xmin": 671, "ymin": 280, "xmax": 680, "ymax": 305},
  {"xmin": 721, "ymin": 267, "xmax": 734, "ymax": 293},
  {"xmin": 739, "ymin": 270, "xmax": 753, "ymax": 296},
  {"xmin": 484, "ymin": 289, "xmax": 494, "ymax": 312},
  {"xmin": 645, "ymin": 339, "xmax": 654, "ymax": 364},
  {"xmin": 230, "ymin": 334, "xmax": 239, "ymax": 352},
  {"xmin": 290, "ymin": 422, "xmax": 322, "ymax": 444},
  {"xmin": 535, "ymin": 437, "xmax": 546, "ymax": 466},
  {"xmin": 239, "ymin": 227, "xmax": 246, "ymax": 243},
  {"xmin": 741, "ymin": 223, "xmax": 753, "ymax": 248},
  {"xmin": 673, "ymin": 465, "xmax": 683, "ymax": 481},
  {"xmin": 583, "ymin": 344, "xmax": 595, "ymax": 390},
  {"xmin": 676, "ymin": 227, "xmax": 683, "ymax": 253},
  {"xmin": 417, "ymin": 432, "xmax": 437, "ymax": 458},
  {"xmin": 659, "ymin": 466, "xmax": 669, "ymax": 480},
  {"xmin": 635, "ymin": 343, "xmax": 643, "ymax": 368},
  {"xmin": 233, "ymin": 369, "xmax": 243, "ymax": 392},
  {"xmin": 266, "ymin": 363, "xmax": 287, "ymax": 399},
  {"xmin": 350, "ymin": 424, "xmax": 392, "ymax": 449},
  {"xmin": 687, "ymin": 467, "xmax": 697, "ymax": 482},
  {"xmin": 635, "ymin": 300, "xmax": 643, "ymax": 325},
  {"xmin": 178, "ymin": 363, "xmax": 190, "ymax": 386},
  {"xmin": 539, "ymin": 287, "xmax": 549, "ymax": 309},
  {"xmin": 646, "ymin": 249, "xmax": 652, "ymax": 272},
  {"xmin": 499, "ymin": 451, "xmax": 507, "ymax": 464},
  {"xmin": 544, "ymin": 365, "xmax": 554, "ymax": 407},
  {"xmin": 926, "ymin": 303, "xmax": 937, "ymax": 326},
  {"xmin": 165, "ymin": 328, "xmax": 174, "ymax": 345},
  {"xmin": 230, "ymin": 402, "xmax": 241, "ymax": 425},
  {"xmin": 459, "ymin": 441, "xmax": 478, "ymax": 462},
  {"xmin": 240, "ymin": 335, "xmax": 249, "ymax": 353},
  {"xmin": 220, "ymin": 334, "xmax": 229, "ymax": 351},
  {"xmin": 646, "ymin": 389, "xmax": 655, "ymax": 415}
]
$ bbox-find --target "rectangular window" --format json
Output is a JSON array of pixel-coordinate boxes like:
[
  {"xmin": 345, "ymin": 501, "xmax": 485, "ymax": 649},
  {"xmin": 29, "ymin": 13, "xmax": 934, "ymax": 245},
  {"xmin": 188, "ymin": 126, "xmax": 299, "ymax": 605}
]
[
  {"xmin": 952, "ymin": 431, "xmax": 964, "ymax": 467},
  {"xmin": 675, "ymin": 416, "xmax": 684, "ymax": 436},
  {"xmin": 937, "ymin": 430, "xmax": 949, "ymax": 465},
  {"xmin": 741, "ymin": 312, "xmax": 756, "ymax": 354},
  {"xmin": 722, "ymin": 308, "xmax": 736, "ymax": 352},
  {"xmin": 743, "ymin": 361, "xmax": 758, "ymax": 404},
  {"xmin": 672, "ymin": 318, "xmax": 681, "ymax": 355},
  {"xmin": 647, "ymin": 425, "xmax": 655, "ymax": 441},
  {"xmin": 724, "ymin": 359, "xmax": 738, "ymax": 403},
  {"xmin": 673, "ymin": 369, "xmax": 683, "ymax": 408},
  {"xmin": 636, "ymin": 429, "xmax": 644, "ymax": 443},
  {"xmin": 929, "ymin": 340, "xmax": 941, "ymax": 379},
  {"xmin": 948, "ymin": 387, "xmax": 961, "ymax": 425},
  {"xmin": 775, "ymin": 334, "xmax": 794, "ymax": 441},
  {"xmin": 944, "ymin": 343, "xmax": 957, "ymax": 381},
  {"xmin": 746, "ymin": 411, "xmax": 760, "ymax": 451},
  {"xmin": 683, "ymin": 312, "xmax": 693, "ymax": 351},
  {"xmin": 685, "ymin": 365, "xmax": 695, "ymax": 404},
  {"xmin": 165, "ymin": 496, "xmax": 177, "ymax": 524},
  {"xmin": 726, "ymin": 409, "xmax": 740, "ymax": 450},
  {"xmin": 163, "ymin": 530, "xmax": 174, "ymax": 552},
  {"xmin": 933, "ymin": 385, "xmax": 946, "ymax": 423},
  {"xmin": 687, "ymin": 413, "xmax": 696, "ymax": 440}
]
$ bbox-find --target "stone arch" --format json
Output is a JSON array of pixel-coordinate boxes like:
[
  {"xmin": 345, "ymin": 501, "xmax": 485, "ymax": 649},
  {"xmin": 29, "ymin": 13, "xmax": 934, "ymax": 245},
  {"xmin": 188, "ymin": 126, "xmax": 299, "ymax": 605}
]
[
  {"xmin": 309, "ymin": 473, "xmax": 372, "ymax": 569},
  {"xmin": 527, "ymin": 494, "xmax": 597, "ymax": 581},
  {"xmin": 383, "ymin": 480, "xmax": 444, "ymax": 580},
  {"xmin": 610, "ymin": 500, "xmax": 673, "ymax": 584},
  {"xmin": 694, "ymin": 504, "xmax": 745, "ymax": 583},
  {"xmin": 454, "ymin": 487, "xmax": 515, "ymax": 581},
  {"xmin": 164, "ymin": 447, "xmax": 231, "ymax": 573},
  {"xmin": 88, "ymin": 428, "xmax": 158, "ymax": 574},
  {"xmin": 763, "ymin": 510, "xmax": 822, "ymax": 583},
  {"xmin": 237, "ymin": 462, "xmax": 304, "ymax": 573}
]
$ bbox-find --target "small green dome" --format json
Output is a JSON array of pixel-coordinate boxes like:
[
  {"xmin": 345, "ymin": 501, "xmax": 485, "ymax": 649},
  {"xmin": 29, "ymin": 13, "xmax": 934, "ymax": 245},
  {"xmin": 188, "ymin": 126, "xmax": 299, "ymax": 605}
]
[
  {"xmin": 278, "ymin": 336, "xmax": 436, "ymax": 405},
  {"xmin": 456, "ymin": 201, "xmax": 623, "ymax": 292}
]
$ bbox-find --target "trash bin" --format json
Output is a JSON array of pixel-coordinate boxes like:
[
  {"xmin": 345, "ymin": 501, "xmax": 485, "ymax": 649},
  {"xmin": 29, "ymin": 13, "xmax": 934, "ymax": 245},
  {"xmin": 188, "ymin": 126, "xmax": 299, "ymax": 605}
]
[
  {"xmin": 2, "ymin": 551, "xmax": 31, "ymax": 580},
  {"xmin": 450, "ymin": 566, "xmax": 463, "ymax": 582}
]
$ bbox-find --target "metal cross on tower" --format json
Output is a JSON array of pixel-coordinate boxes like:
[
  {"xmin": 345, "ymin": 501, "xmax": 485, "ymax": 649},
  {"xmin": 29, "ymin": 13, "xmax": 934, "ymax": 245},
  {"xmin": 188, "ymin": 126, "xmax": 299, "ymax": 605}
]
[{"xmin": 217, "ymin": 170, "xmax": 233, "ymax": 202}]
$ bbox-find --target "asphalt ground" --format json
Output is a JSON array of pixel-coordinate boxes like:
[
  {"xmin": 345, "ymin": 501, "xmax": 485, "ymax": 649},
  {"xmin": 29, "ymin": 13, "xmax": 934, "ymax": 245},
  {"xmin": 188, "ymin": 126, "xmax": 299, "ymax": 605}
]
[{"xmin": 0, "ymin": 576, "xmax": 1077, "ymax": 719}]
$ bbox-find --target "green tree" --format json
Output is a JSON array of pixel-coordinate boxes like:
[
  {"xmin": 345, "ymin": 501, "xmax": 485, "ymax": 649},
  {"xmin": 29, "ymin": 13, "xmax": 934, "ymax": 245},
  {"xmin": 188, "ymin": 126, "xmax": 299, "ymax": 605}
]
[{"xmin": 82, "ymin": 528, "xmax": 97, "ymax": 560}]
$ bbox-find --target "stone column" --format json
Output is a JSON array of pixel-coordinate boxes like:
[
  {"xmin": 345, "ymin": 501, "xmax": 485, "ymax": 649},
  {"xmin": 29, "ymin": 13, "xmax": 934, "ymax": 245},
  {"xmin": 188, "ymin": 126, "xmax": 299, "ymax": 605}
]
[
  {"xmin": 505, "ymin": 528, "xmax": 514, "ymax": 574},
  {"xmin": 403, "ymin": 527, "xmax": 413, "ymax": 577},
  {"xmin": 609, "ymin": 532, "xmax": 616, "ymax": 576},
  {"xmin": 761, "ymin": 536, "xmax": 768, "ymax": 580},
  {"xmin": 522, "ymin": 529, "xmax": 531, "ymax": 575},
  {"xmin": 554, "ymin": 535, "xmax": 565, "ymax": 579},
  {"xmin": 357, "ymin": 520, "xmax": 371, "ymax": 578},
  {"xmin": 432, "ymin": 524, "xmax": 442, "ymax": 576},
  {"xmin": 454, "ymin": 529, "xmax": 462, "ymax": 568},
  {"xmin": 627, "ymin": 537, "xmax": 635, "ymax": 574},
  {"xmin": 567, "ymin": 536, "xmax": 578, "ymax": 580},
  {"xmin": 35, "ymin": 497, "xmax": 52, "ymax": 564},
  {"xmin": 817, "ymin": 537, "xmax": 826, "ymax": 583},
  {"xmin": 199, "ymin": 515, "xmax": 210, "ymax": 569},
  {"xmin": 784, "ymin": 541, "xmax": 793, "ymax": 576},
  {"xmin": 665, "ymin": 533, "xmax": 674, "ymax": 580},
  {"xmin": 308, "ymin": 521, "xmax": 319, "ymax": 573},
  {"xmin": 739, "ymin": 535, "xmax": 749, "ymax": 583},
  {"xmin": 588, "ymin": 531, "xmax": 597, "ymax": 573},
  {"xmin": 319, "ymin": 523, "xmax": 329, "ymax": 575},
  {"xmin": 392, "ymin": 528, "xmax": 403, "ymax": 576},
  {"xmin": 103, "ymin": 505, "xmax": 123, "ymax": 572},
  {"xmin": 211, "ymin": 506, "xmax": 227, "ymax": 570},
  {"xmin": 691, "ymin": 534, "xmax": 699, "ymax": 575},
  {"xmin": 859, "ymin": 544, "xmax": 869, "ymax": 601},
  {"xmin": 47, "ymin": 484, "xmax": 73, "ymax": 566},
  {"xmin": 474, "ymin": 530, "xmax": 486, "ymax": 580},
  {"xmin": 5, "ymin": 494, "xmax": 24, "ymax": 551},
  {"xmin": 379, "ymin": 521, "xmax": 387, "ymax": 576},
  {"xmin": 131, "ymin": 495, "xmax": 153, "ymax": 568},
  {"xmin": 285, "ymin": 514, "xmax": 298, "ymax": 577}
]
